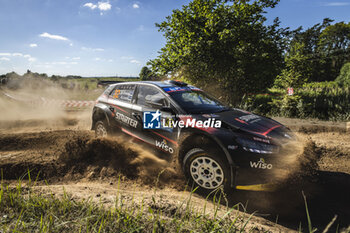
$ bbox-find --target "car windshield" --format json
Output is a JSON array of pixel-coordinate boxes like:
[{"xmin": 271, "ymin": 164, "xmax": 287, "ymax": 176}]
[{"xmin": 169, "ymin": 90, "xmax": 229, "ymax": 114}]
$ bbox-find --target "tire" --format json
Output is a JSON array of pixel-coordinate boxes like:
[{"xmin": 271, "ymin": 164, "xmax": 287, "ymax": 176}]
[
  {"xmin": 183, "ymin": 148, "xmax": 231, "ymax": 192},
  {"xmin": 95, "ymin": 120, "xmax": 108, "ymax": 138}
]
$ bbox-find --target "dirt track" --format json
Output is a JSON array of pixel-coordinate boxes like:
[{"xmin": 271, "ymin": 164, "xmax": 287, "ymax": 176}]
[{"xmin": 0, "ymin": 95, "xmax": 349, "ymax": 232}]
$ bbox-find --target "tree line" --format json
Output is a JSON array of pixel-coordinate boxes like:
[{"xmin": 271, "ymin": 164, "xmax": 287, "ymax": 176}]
[{"xmin": 141, "ymin": 0, "xmax": 350, "ymax": 105}]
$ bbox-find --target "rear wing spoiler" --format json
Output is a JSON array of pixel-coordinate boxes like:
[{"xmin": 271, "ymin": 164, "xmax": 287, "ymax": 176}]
[{"xmin": 97, "ymin": 80, "xmax": 125, "ymax": 87}]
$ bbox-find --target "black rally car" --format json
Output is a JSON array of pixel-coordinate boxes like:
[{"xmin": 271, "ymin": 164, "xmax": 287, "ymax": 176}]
[{"xmin": 92, "ymin": 80, "xmax": 295, "ymax": 191}]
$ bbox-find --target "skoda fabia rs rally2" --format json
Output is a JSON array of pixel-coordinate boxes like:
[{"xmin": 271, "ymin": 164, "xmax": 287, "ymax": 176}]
[{"xmin": 91, "ymin": 80, "xmax": 295, "ymax": 192}]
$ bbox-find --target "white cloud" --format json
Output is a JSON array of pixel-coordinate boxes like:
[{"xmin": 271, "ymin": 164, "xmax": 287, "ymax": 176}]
[
  {"xmin": 108, "ymin": 59, "xmax": 113, "ymax": 62},
  {"xmin": 23, "ymin": 54, "xmax": 36, "ymax": 62},
  {"xmin": 83, "ymin": 3, "xmax": 97, "ymax": 10},
  {"xmin": 98, "ymin": 2, "xmax": 111, "ymax": 11},
  {"xmin": 0, "ymin": 53, "xmax": 35, "ymax": 62},
  {"xmin": 94, "ymin": 48, "xmax": 104, "ymax": 52},
  {"xmin": 29, "ymin": 43, "xmax": 38, "ymax": 48},
  {"xmin": 84, "ymin": 2, "xmax": 111, "ymax": 12},
  {"xmin": 0, "ymin": 53, "xmax": 11, "ymax": 56},
  {"xmin": 95, "ymin": 57, "xmax": 101, "ymax": 61},
  {"xmin": 69, "ymin": 43, "xmax": 74, "ymax": 47},
  {"xmin": 323, "ymin": 2, "xmax": 350, "ymax": 6},
  {"xmin": 82, "ymin": 47, "xmax": 105, "ymax": 52},
  {"xmin": 72, "ymin": 57, "xmax": 81, "ymax": 60},
  {"xmin": 130, "ymin": 59, "xmax": 140, "ymax": 64},
  {"xmin": 132, "ymin": 3, "xmax": 139, "ymax": 9},
  {"xmin": 28, "ymin": 57, "xmax": 37, "ymax": 62},
  {"xmin": 39, "ymin": 32, "xmax": 69, "ymax": 41},
  {"xmin": 12, "ymin": 53, "xmax": 23, "ymax": 57}
]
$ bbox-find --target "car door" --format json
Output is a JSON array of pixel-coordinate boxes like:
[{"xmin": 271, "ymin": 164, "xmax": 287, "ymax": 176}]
[
  {"xmin": 107, "ymin": 84, "xmax": 138, "ymax": 131},
  {"xmin": 130, "ymin": 84, "xmax": 179, "ymax": 155}
]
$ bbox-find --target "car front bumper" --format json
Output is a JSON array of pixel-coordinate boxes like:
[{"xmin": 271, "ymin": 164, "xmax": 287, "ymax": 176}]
[{"xmin": 230, "ymin": 149, "xmax": 293, "ymax": 191}]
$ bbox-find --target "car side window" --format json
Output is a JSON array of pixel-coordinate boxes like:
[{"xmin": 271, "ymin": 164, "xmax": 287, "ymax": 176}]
[
  {"xmin": 136, "ymin": 85, "xmax": 168, "ymax": 108},
  {"xmin": 103, "ymin": 85, "xmax": 115, "ymax": 95},
  {"xmin": 110, "ymin": 84, "xmax": 135, "ymax": 103}
]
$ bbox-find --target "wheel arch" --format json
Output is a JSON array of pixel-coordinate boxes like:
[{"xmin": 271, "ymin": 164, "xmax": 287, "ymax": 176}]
[
  {"xmin": 91, "ymin": 106, "xmax": 111, "ymax": 130},
  {"xmin": 178, "ymin": 131, "xmax": 236, "ymax": 188}
]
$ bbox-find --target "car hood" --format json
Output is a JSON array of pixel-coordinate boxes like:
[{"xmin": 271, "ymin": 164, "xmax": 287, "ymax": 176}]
[{"xmin": 209, "ymin": 109, "xmax": 291, "ymax": 139}]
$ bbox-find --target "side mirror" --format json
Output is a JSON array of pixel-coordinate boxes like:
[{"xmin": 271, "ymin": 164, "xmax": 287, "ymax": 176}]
[{"xmin": 145, "ymin": 99, "xmax": 175, "ymax": 114}]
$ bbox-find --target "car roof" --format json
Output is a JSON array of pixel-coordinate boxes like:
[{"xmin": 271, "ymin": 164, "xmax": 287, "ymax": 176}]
[{"xmin": 110, "ymin": 80, "xmax": 179, "ymax": 89}]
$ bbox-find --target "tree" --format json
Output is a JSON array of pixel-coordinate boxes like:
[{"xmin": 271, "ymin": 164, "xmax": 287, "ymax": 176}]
[
  {"xmin": 291, "ymin": 18, "xmax": 333, "ymax": 82},
  {"xmin": 274, "ymin": 42, "xmax": 311, "ymax": 88},
  {"xmin": 290, "ymin": 19, "xmax": 350, "ymax": 82},
  {"xmin": 318, "ymin": 22, "xmax": 350, "ymax": 81},
  {"xmin": 139, "ymin": 66, "xmax": 152, "ymax": 80},
  {"xmin": 336, "ymin": 62, "xmax": 350, "ymax": 85},
  {"xmin": 148, "ymin": 0, "xmax": 287, "ymax": 104}
]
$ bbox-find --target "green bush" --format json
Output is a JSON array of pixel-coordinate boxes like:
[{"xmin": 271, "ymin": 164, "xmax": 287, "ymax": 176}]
[
  {"xmin": 240, "ymin": 82, "xmax": 350, "ymax": 121},
  {"xmin": 336, "ymin": 62, "xmax": 350, "ymax": 85}
]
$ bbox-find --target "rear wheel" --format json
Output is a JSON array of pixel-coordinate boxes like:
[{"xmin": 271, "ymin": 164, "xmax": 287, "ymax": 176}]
[
  {"xmin": 183, "ymin": 148, "xmax": 231, "ymax": 191},
  {"xmin": 95, "ymin": 120, "xmax": 108, "ymax": 137}
]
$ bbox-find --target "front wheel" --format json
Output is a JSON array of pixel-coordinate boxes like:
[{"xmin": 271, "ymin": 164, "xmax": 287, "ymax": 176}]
[
  {"xmin": 183, "ymin": 148, "xmax": 231, "ymax": 191},
  {"xmin": 95, "ymin": 120, "xmax": 108, "ymax": 138}
]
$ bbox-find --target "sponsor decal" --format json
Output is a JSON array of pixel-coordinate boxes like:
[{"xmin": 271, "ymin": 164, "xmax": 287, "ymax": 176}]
[
  {"xmin": 238, "ymin": 114, "xmax": 261, "ymax": 123},
  {"xmin": 143, "ymin": 110, "xmax": 221, "ymax": 129},
  {"xmin": 162, "ymin": 118, "xmax": 221, "ymax": 128},
  {"xmin": 163, "ymin": 87, "xmax": 186, "ymax": 93},
  {"xmin": 250, "ymin": 158, "xmax": 273, "ymax": 169},
  {"xmin": 112, "ymin": 88, "xmax": 134, "ymax": 102},
  {"xmin": 202, "ymin": 113, "xmax": 220, "ymax": 118},
  {"xmin": 155, "ymin": 139, "xmax": 174, "ymax": 153},
  {"xmin": 115, "ymin": 112, "xmax": 138, "ymax": 128},
  {"xmin": 253, "ymin": 137, "xmax": 270, "ymax": 144},
  {"xmin": 228, "ymin": 145, "xmax": 238, "ymax": 150},
  {"xmin": 113, "ymin": 89, "xmax": 121, "ymax": 99},
  {"xmin": 188, "ymin": 85, "xmax": 202, "ymax": 91},
  {"xmin": 143, "ymin": 110, "xmax": 162, "ymax": 129},
  {"xmin": 163, "ymin": 85, "xmax": 202, "ymax": 93}
]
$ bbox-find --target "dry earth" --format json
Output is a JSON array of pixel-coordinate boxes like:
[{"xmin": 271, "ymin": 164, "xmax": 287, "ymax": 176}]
[{"xmin": 0, "ymin": 88, "xmax": 349, "ymax": 232}]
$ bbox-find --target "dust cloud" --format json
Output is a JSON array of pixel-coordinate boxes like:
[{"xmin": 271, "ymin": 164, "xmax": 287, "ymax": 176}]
[
  {"xmin": 58, "ymin": 134, "xmax": 184, "ymax": 188},
  {"xmin": 271, "ymin": 134, "xmax": 320, "ymax": 185},
  {"xmin": 0, "ymin": 75, "xmax": 92, "ymax": 131}
]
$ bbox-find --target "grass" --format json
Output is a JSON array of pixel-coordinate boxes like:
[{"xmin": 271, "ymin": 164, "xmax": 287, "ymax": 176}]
[
  {"xmin": 0, "ymin": 172, "xmax": 347, "ymax": 232},
  {"xmin": 0, "ymin": 179, "xmax": 254, "ymax": 232}
]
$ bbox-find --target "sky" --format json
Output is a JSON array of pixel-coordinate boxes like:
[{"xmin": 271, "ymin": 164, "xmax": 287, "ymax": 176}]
[{"xmin": 0, "ymin": 0, "xmax": 349, "ymax": 77}]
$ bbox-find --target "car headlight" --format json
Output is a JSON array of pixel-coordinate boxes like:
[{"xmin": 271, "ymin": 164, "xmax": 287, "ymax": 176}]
[{"xmin": 236, "ymin": 138, "xmax": 279, "ymax": 154}]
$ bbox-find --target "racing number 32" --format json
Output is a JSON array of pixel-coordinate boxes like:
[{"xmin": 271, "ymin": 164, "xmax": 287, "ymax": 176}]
[{"xmin": 113, "ymin": 90, "xmax": 121, "ymax": 99}]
